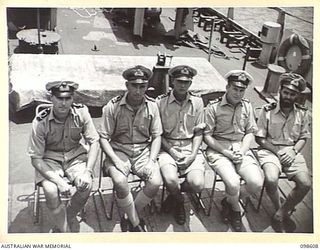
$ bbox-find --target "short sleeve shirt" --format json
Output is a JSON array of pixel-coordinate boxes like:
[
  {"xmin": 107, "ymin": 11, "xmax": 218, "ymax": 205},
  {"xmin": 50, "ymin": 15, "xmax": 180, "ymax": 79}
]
[
  {"xmin": 28, "ymin": 104, "xmax": 99, "ymax": 163},
  {"xmin": 156, "ymin": 91, "xmax": 204, "ymax": 140},
  {"xmin": 204, "ymin": 94, "xmax": 257, "ymax": 142},
  {"xmin": 99, "ymin": 92, "xmax": 163, "ymax": 157},
  {"xmin": 255, "ymin": 103, "xmax": 311, "ymax": 146}
]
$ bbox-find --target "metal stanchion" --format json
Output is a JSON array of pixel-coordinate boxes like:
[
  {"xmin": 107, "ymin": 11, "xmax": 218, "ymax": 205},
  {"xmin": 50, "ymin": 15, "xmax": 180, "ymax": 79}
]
[
  {"xmin": 207, "ymin": 19, "xmax": 215, "ymax": 62},
  {"xmin": 36, "ymin": 8, "xmax": 43, "ymax": 54}
]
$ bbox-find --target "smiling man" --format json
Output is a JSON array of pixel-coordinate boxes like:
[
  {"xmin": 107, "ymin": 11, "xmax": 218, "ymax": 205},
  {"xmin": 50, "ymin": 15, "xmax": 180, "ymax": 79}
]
[
  {"xmin": 156, "ymin": 65, "xmax": 206, "ymax": 225},
  {"xmin": 204, "ymin": 70, "xmax": 263, "ymax": 232},
  {"xmin": 28, "ymin": 81, "xmax": 100, "ymax": 232},
  {"xmin": 99, "ymin": 65, "xmax": 162, "ymax": 232},
  {"xmin": 255, "ymin": 73, "xmax": 311, "ymax": 232}
]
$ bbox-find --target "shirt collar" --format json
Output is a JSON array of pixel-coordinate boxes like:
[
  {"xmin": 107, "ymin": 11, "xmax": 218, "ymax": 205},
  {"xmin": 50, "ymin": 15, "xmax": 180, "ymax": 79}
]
[
  {"xmin": 276, "ymin": 102, "xmax": 298, "ymax": 116},
  {"xmin": 220, "ymin": 94, "xmax": 243, "ymax": 107},
  {"xmin": 48, "ymin": 106, "xmax": 75, "ymax": 123},
  {"xmin": 120, "ymin": 91, "xmax": 147, "ymax": 106},
  {"xmin": 168, "ymin": 91, "xmax": 193, "ymax": 104}
]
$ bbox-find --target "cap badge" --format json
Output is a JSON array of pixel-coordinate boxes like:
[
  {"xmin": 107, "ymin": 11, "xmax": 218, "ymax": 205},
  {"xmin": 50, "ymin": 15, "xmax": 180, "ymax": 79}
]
[
  {"xmin": 181, "ymin": 67, "xmax": 189, "ymax": 75},
  {"xmin": 134, "ymin": 69, "xmax": 144, "ymax": 77},
  {"xmin": 238, "ymin": 73, "xmax": 247, "ymax": 82}
]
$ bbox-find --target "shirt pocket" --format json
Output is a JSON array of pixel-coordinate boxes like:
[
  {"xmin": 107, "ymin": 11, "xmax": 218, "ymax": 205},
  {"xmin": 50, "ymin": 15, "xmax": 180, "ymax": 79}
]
[
  {"xmin": 290, "ymin": 122, "xmax": 301, "ymax": 141},
  {"xmin": 269, "ymin": 122, "xmax": 283, "ymax": 139},
  {"xmin": 137, "ymin": 117, "xmax": 152, "ymax": 137},
  {"xmin": 162, "ymin": 113, "xmax": 177, "ymax": 135},
  {"xmin": 186, "ymin": 113, "xmax": 196, "ymax": 132},
  {"xmin": 70, "ymin": 126, "xmax": 83, "ymax": 142}
]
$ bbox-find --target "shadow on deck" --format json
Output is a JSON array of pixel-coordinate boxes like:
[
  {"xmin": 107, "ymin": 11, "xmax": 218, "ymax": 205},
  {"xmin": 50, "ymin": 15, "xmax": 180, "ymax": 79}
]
[{"xmin": 8, "ymin": 175, "xmax": 313, "ymax": 234}]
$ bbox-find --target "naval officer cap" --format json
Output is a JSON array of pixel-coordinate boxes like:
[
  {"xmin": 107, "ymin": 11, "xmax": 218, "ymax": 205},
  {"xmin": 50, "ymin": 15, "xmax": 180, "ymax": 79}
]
[
  {"xmin": 225, "ymin": 70, "xmax": 253, "ymax": 88},
  {"xmin": 169, "ymin": 65, "xmax": 197, "ymax": 81},
  {"xmin": 279, "ymin": 72, "xmax": 306, "ymax": 93},
  {"xmin": 46, "ymin": 81, "xmax": 79, "ymax": 97},
  {"xmin": 122, "ymin": 65, "xmax": 152, "ymax": 84}
]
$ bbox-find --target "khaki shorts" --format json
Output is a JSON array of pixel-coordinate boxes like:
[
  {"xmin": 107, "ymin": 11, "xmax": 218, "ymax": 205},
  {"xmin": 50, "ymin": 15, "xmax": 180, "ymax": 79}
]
[
  {"xmin": 103, "ymin": 146, "xmax": 158, "ymax": 180},
  {"xmin": 257, "ymin": 149, "xmax": 309, "ymax": 180},
  {"xmin": 158, "ymin": 145, "xmax": 205, "ymax": 176},
  {"xmin": 205, "ymin": 148, "xmax": 259, "ymax": 176},
  {"xmin": 35, "ymin": 154, "xmax": 88, "ymax": 185}
]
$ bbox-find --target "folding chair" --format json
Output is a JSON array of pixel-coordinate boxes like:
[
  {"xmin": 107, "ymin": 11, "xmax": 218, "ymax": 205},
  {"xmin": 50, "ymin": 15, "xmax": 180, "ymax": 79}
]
[
  {"xmin": 33, "ymin": 103, "xmax": 86, "ymax": 224},
  {"xmin": 93, "ymin": 151, "xmax": 156, "ymax": 225},
  {"xmin": 159, "ymin": 153, "xmax": 214, "ymax": 217},
  {"xmin": 204, "ymin": 169, "xmax": 250, "ymax": 217},
  {"xmin": 252, "ymin": 107, "xmax": 293, "ymax": 213}
]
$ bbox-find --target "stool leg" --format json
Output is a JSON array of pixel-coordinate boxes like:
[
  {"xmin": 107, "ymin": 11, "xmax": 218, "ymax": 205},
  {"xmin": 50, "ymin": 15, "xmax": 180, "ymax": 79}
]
[
  {"xmin": 255, "ymin": 181, "xmax": 266, "ymax": 212},
  {"xmin": 160, "ymin": 183, "xmax": 166, "ymax": 212},
  {"xmin": 33, "ymin": 185, "xmax": 40, "ymax": 224},
  {"xmin": 206, "ymin": 177, "xmax": 217, "ymax": 216}
]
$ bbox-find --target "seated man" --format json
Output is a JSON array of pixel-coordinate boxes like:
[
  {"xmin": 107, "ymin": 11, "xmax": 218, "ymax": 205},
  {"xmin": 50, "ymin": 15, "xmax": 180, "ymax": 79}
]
[
  {"xmin": 156, "ymin": 65, "xmax": 206, "ymax": 225},
  {"xmin": 204, "ymin": 70, "xmax": 263, "ymax": 232},
  {"xmin": 99, "ymin": 65, "xmax": 162, "ymax": 232},
  {"xmin": 255, "ymin": 73, "xmax": 311, "ymax": 232},
  {"xmin": 28, "ymin": 81, "xmax": 100, "ymax": 232}
]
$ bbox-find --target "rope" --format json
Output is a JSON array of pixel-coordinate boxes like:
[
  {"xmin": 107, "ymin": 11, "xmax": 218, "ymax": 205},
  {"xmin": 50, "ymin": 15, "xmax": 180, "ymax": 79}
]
[
  {"xmin": 269, "ymin": 7, "xmax": 313, "ymax": 25},
  {"xmin": 284, "ymin": 10, "xmax": 313, "ymax": 25}
]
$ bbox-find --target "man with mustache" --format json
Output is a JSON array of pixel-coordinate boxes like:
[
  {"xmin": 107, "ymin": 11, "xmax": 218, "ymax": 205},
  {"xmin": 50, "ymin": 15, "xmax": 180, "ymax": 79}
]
[
  {"xmin": 204, "ymin": 70, "xmax": 263, "ymax": 232},
  {"xmin": 156, "ymin": 65, "xmax": 206, "ymax": 225},
  {"xmin": 28, "ymin": 81, "xmax": 100, "ymax": 232},
  {"xmin": 255, "ymin": 73, "xmax": 311, "ymax": 232},
  {"xmin": 99, "ymin": 65, "xmax": 162, "ymax": 232}
]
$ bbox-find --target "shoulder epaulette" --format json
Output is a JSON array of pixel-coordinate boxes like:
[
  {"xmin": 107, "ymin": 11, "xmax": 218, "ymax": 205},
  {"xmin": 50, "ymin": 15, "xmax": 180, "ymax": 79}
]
[
  {"xmin": 156, "ymin": 91, "xmax": 170, "ymax": 100},
  {"xmin": 263, "ymin": 102, "xmax": 277, "ymax": 111},
  {"xmin": 208, "ymin": 97, "xmax": 222, "ymax": 105},
  {"xmin": 241, "ymin": 98, "xmax": 250, "ymax": 103},
  {"xmin": 145, "ymin": 95, "xmax": 155, "ymax": 102},
  {"xmin": 72, "ymin": 103, "xmax": 84, "ymax": 108},
  {"xmin": 111, "ymin": 94, "xmax": 123, "ymax": 104},
  {"xmin": 189, "ymin": 91, "xmax": 200, "ymax": 97},
  {"xmin": 295, "ymin": 103, "xmax": 308, "ymax": 111},
  {"xmin": 36, "ymin": 107, "xmax": 51, "ymax": 121}
]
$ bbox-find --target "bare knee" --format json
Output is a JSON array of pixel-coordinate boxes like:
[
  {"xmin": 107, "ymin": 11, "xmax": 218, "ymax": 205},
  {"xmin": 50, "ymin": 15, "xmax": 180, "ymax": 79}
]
[
  {"xmin": 225, "ymin": 179, "xmax": 240, "ymax": 195},
  {"xmin": 187, "ymin": 175, "xmax": 204, "ymax": 193},
  {"xmin": 246, "ymin": 180, "xmax": 263, "ymax": 193},
  {"xmin": 41, "ymin": 180, "xmax": 60, "ymax": 209},
  {"xmin": 295, "ymin": 174, "xmax": 311, "ymax": 193},
  {"xmin": 146, "ymin": 171, "xmax": 162, "ymax": 194},
  {"xmin": 111, "ymin": 174, "xmax": 129, "ymax": 198}
]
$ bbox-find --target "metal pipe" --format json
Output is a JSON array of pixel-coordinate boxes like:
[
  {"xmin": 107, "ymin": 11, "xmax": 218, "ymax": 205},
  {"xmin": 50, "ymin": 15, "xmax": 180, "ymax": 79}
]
[
  {"xmin": 36, "ymin": 8, "xmax": 43, "ymax": 54},
  {"xmin": 208, "ymin": 19, "xmax": 214, "ymax": 62}
]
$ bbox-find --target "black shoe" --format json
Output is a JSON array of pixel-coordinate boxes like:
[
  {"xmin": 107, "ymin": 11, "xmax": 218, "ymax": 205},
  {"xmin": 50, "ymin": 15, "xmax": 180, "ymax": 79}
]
[
  {"xmin": 130, "ymin": 224, "xmax": 146, "ymax": 232},
  {"xmin": 162, "ymin": 194, "xmax": 176, "ymax": 213},
  {"xmin": 174, "ymin": 202, "xmax": 186, "ymax": 225},
  {"xmin": 283, "ymin": 216, "xmax": 296, "ymax": 233},
  {"xmin": 230, "ymin": 210, "xmax": 242, "ymax": 232},
  {"xmin": 49, "ymin": 226, "xmax": 62, "ymax": 233},
  {"xmin": 120, "ymin": 216, "xmax": 129, "ymax": 232},
  {"xmin": 220, "ymin": 197, "xmax": 231, "ymax": 223},
  {"xmin": 271, "ymin": 215, "xmax": 285, "ymax": 233},
  {"xmin": 129, "ymin": 219, "xmax": 146, "ymax": 232}
]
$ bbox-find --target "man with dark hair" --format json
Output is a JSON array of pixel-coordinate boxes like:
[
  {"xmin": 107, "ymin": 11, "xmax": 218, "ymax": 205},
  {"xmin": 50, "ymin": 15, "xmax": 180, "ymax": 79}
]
[
  {"xmin": 28, "ymin": 81, "xmax": 100, "ymax": 232},
  {"xmin": 204, "ymin": 70, "xmax": 263, "ymax": 232},
  {"xmin": 99, "ymin": 65, "xmax": 162, "ymax": 232},
  {"xmin": 255, "ymin": 73, "xmax": 311, "ymax": 232},
  {"xmin": 156, "ymin": 65, "xmax": 206, "ymax": 225}
]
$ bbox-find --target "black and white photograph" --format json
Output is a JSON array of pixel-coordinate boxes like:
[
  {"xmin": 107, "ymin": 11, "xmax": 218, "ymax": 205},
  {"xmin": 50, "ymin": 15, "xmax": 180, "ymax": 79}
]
[{"xmin": 6, "ymin": 4, "xmax": 315, "ymax": 238}]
